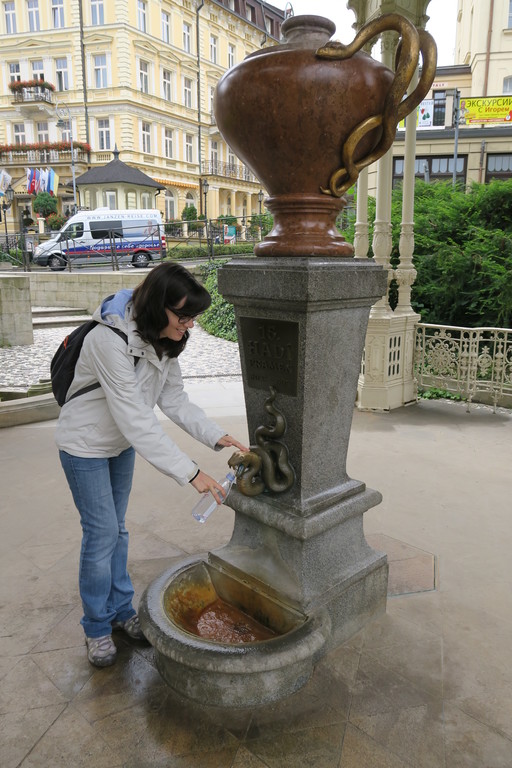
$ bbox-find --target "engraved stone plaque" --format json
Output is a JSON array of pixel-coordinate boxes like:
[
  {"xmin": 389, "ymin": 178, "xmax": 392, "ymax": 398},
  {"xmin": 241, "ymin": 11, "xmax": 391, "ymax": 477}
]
[{"xmin": 239, "ymin": 317, "xmax": 299, "ymax": 397}]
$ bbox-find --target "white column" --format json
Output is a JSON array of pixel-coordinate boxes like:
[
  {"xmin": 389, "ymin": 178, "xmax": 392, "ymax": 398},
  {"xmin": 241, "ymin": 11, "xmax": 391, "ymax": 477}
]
[{"xmin": 353, "ymin": 168, "xmax": 369, "ymax": 258}]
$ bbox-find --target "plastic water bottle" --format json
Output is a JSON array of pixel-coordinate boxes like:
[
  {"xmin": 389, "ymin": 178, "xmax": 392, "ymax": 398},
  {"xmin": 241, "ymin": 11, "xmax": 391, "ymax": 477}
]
[{"xmin": 191, "ymin": 471, "xmax": 236, "ymax": 523}]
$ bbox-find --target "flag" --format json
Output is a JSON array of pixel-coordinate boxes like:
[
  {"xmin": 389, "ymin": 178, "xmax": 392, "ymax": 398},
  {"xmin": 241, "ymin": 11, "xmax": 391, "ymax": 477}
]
[
  {"xmin": 48, "ymin": 168, "xmax": 55, "ymax": 195},
  {"xmin": 52, "ymin": 171, "xmax": 59, "ymax": 196},
  {"xmin": 0, "ymin": 169, "xmax": 12, "ymax": 192},
  {"xmin": 28, "ymin": 168, "xmax": 36, "ymax": 194}
]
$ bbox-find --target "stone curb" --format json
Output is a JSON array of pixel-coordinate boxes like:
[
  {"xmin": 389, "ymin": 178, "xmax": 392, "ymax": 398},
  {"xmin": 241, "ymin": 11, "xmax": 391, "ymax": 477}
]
[{"xmin": 0, "ymin": 392, "xmax": 60, "ymax": 428}]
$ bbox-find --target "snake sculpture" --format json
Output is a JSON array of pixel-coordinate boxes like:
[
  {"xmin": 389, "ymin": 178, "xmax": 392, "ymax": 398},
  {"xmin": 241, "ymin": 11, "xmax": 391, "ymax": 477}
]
[
  {"xmin": 228, "ymin": 386, "xmax": 295, "ymax": 497},
  {"xmin": 315, "ymin": 13, "xmax": 437, "ymax": 198}
]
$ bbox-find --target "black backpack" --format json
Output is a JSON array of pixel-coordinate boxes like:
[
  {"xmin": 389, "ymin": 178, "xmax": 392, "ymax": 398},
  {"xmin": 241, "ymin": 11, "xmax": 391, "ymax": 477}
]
[{"xmin": 50, "ymin": 320, "xmax": 134, "ymax": 406}]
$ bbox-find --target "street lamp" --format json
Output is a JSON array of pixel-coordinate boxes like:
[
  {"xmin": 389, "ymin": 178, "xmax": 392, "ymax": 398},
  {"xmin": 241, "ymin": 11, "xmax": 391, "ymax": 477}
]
[
  {"xmin": 202, "ymin": 178, "xmax": 213, "ymax": 260},
  {"xmin": 2, "ymin": 184, "xmax": 14, "ymax": 250},
  {"xmin": 202, "ymin": 178, "xmax": 209, "ymax": 222},
  {"xmin": 258, "ymin": 189, "xmax": 264, "ymax": 215},
  {"xmin": 56, "ymin": 103, "xmax": 77, "ymax": 213}
]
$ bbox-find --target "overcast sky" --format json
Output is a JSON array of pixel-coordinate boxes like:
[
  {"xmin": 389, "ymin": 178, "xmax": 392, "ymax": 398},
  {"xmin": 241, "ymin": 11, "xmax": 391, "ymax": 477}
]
[{"xmin": 270, "ymin": 0, "xmax": 458, "ymax": 66}]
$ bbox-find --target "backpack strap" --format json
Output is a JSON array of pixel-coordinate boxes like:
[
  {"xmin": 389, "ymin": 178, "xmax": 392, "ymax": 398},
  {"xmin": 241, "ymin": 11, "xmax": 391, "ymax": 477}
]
[{"xmin": 66, "ymin": 326, "xmax": 137, "ymax": 403}]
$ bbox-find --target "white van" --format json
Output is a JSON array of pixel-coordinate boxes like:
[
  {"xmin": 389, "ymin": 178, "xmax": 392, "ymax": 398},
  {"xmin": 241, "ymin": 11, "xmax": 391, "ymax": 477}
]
[{"xmin": 33, "ymin": 208, "xmax": 165, "ymax": 270}]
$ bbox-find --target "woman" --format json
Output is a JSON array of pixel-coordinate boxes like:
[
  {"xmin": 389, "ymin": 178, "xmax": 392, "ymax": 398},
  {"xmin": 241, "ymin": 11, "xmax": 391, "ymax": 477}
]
[{"xmin": 56, "ymin": 263, "xmax": 246, "ymax": 668}]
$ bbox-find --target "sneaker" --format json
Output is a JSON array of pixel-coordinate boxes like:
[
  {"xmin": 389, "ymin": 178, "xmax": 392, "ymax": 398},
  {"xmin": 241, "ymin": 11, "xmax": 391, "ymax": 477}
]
[
  {"xmin": 112, "ymin": 614, "xmax": 146, "ymax": 640},
  {"xmin": 86, "ymin": 634, "xmax": 117, "ymax": 667}
]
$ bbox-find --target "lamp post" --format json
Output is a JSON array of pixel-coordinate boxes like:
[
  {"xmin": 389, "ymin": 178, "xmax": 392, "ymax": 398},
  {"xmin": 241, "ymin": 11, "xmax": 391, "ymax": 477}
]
[
  {"xmin": 202, "ymin": 178, "xmax": 213, "ymax": 260},
  {"xmin": 56, "ymin": 103, "xmax": 77, "ymax": 213},
  {"xmin": 258, "ymin": 189, "xmax": 264, "ymax": 215},
  {"xmin": 2, "ymin": 184, "xmax": 14, "ymax": 251}
]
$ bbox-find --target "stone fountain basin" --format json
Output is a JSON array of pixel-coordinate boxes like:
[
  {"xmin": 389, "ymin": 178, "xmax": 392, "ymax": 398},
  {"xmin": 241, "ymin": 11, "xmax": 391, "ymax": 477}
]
[{"xmin": 139, "ymin": 555, "xmax": 330, "ymax": 707}]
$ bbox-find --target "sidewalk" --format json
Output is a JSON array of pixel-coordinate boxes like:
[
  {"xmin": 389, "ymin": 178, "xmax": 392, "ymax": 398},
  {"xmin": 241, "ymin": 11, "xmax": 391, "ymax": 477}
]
[{"xmin": 1, "ymin": 381, "xmax": 511, "ymax": 767}]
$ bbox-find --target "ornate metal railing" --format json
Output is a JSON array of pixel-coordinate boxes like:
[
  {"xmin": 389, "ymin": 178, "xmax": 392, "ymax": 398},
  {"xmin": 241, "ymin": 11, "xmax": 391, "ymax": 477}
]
[
  {"xmin": 414, "ymin": 323, "xmax": 512, "ymax": 411},
  {"xmin": 0, "ymin": 149, "xmax": 88, "ymax": 164},
  {"xmin": 12, "ymin": 88, "xmax": 53, "ymax": 105},
  {"xmin": 201, "ymin": 160, "xmax": 256, "ymax": 183}
]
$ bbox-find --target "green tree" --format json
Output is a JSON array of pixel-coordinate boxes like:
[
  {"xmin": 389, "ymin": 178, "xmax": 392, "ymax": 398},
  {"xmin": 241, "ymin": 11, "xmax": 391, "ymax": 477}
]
[{"xmin": 32, "ymin": 192, "xmax": 58, "ymax": 218}]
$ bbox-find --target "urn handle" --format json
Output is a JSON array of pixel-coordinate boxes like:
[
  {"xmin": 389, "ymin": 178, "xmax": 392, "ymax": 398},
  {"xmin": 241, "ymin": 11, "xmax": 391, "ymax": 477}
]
[{"xmin": 316, "ymin": 13, "xmax": 437, "ymax": 197}]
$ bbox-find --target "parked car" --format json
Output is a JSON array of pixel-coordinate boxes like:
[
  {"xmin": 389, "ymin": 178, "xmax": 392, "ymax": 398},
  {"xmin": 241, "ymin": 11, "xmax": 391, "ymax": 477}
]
[{"xmin": 33, "ymin": 208, "xmax": 165, "ymax": 270}]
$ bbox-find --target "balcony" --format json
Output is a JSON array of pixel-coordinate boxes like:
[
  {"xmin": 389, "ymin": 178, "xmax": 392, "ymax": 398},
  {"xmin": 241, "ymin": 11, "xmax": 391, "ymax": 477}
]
[
  {"xmin": 9, "ymin": 80, "xmax": 55, "ymax": 112},
  {"xmin": 201, "ymin": 159, "xmax": 257, "ymax": 183},
  {"xmin": 0, "ymin": 141, "xmax": 90, "ymax": 168}
]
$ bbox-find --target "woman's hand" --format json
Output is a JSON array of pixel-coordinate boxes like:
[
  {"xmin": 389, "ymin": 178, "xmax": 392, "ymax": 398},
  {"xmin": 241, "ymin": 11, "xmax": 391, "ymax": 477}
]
[
  {"xmin": 190, "ymin": 470, "xmax": 229, "ymax": 505},
  {"xmin": 216, "ymin": 434, "xmax": 249, "ymax": 451}
]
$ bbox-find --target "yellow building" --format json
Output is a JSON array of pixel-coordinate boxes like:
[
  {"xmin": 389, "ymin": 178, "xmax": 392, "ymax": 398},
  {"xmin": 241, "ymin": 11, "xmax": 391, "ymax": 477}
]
[{"xmin": 0, "ymin": 0, "xmax": 284, "ymax": 232}]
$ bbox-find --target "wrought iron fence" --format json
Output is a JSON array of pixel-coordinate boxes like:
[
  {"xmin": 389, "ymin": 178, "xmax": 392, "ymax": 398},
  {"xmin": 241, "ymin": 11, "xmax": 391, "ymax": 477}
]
[{"xmin": 414, "ymin": 323, "xmax": 512, "ymax": 411}]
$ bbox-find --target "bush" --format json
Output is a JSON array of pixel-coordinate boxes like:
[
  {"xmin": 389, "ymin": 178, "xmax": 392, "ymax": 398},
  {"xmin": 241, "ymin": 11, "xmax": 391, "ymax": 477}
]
[
  {"xmin": 46, "ymin": 212, "xmax": 67, "ymax": 230},
  {"xmin": 165, "ymin": 243, "xmax": 255, "ymax": 261},
  {"xmin": 198, "ymin": 260, "xmax": 238, "ymax": 342},
  {"xmin": 344, "ymin": 179, "xmax": 512, "ymax": 328}
]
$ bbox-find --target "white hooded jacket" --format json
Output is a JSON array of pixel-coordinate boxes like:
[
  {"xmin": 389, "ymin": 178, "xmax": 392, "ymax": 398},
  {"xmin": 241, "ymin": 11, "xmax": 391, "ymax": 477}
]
[{"xmin": 55, "ymin": 289, "xmax": 226, "ymax": 485}]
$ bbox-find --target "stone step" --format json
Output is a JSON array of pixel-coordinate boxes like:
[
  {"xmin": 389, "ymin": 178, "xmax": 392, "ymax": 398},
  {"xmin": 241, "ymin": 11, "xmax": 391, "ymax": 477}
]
[
  {"xmin": 32, "ymin": 306, "xmax": 88, "ymax": 318},
  {"xmin": 33, "ymin": 314, "xmax": 92, "ymax": 328}
]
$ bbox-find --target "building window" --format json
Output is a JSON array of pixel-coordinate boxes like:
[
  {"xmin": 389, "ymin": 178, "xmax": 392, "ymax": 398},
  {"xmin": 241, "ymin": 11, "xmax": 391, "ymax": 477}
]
[
  {"xmin": 141, "ymin": 192, "xmax": 151, "ymax": 208},
  {"xmin": 37, "ymin": 121, "xmax": 49, "ymax": 142},
  {"xmin": 228, "ymin": 43, "xmax": 235, "ymax": 69},
  {"xmin": 185, "ymin": 192, "xmax": 194, "ymax": 208},
  {"xmin": 393, "ymin": 155, "xmax": 466, "ymax": 186},
  {"xmin": 165, "ymin": 190, "xmax": 175, "ymax": 221},
  {"xmin": 265, "ymin": 16, "xmax": 274, "ymax": 36},
  {"xmin": 162, "ymin": 69, "xmax": 172, "ymax": 101},
  {"xmin": 104, "ymin": 190, "xmax": 117, "ymax": 209},
  {"xmin": 164, "ymin": 127, "xmax": 173, "ymax": 158},
  {"xmin": 227, "ymin": 149, "xmax": 236, "ymax": 172},
  {"xmin": 161, "ymin": 11, "xmax": 170, "ymax": 43},
  {"xmin": 55, "ymin": 57, "xmax": 69, "ymax": 91},
  {"xmin": 210, "ymin": 140, "xmax": 218, "ymax": 172},
  {"xmin": 91, "ymin": 0, "xmax": 104, "ymax": 25},
  {"xmin": 13, "ymin": 123, "xmax": 25, "ymax": 144},
  {"xmin": 52, "ymin": 0, "xmax": 64, "ymax": 28},
  {"xmin": 98, "ymin": 118, "xmax": 110, "ymax": 150},
  {"xmin": 504, "ymin": 76, "xmax": 512, "ymax": 94},
  {"xmin": 486, "ymin": 153, "xmax": 512, "ymax": 181},
  {"xmin": 210, "ymin": 35, "xmax": 218, "ymax": 63},
  {"xmin": 137, "ymin": 0, "xmax": 146, "ymax": 32},
  {"xmin": 94, "ymin": 54, "xmax": 107, "ymax": 88},
  {"xmin": 139, "ymin": 59, "xmax": 149, "ymax": 93},
  {"xmin": 185, "ymin": 134, "xmax": 193, "ymax": 163},
  {"xmin": 183, "ymin": 22, "xmax": 191, "ymax": 53},
  {"xmin": 209, "ymin": 85, "xmax": 215, "ymax": 114},
  {"xmin": 433, "ymin": 91, "xmax": 446, "ymax": 126},
  {"xmin": 246, "ymin": 3, "xmax": 256, "ymax": 22},
  {"xmin": 27, "ymin": 0, "xmax": 40, "ymax": 32},
  {"xmin": 59, "ymin": 118, "xmax": 71, "ymax": 142},
  {"xmin": 183, "ymin": 77, "xmax": 192, "ymax": 108},
  {"xmin": 4, "ymin": 2, "xmax": 16, "ymax": 34},
  {"xmin": 142, "ymin": 121, "xmax": 151, "ymax": 153},
  {"xmin": 509, "ymin": 0, "xmax": 512, "ymax": 28},
  {"xmin": 9, "ymin": 62, "xmax": 20, "ymax": 82},
  {"xmin": 32, "ymin": 59, "xmax": 44, "ymax": 81}
]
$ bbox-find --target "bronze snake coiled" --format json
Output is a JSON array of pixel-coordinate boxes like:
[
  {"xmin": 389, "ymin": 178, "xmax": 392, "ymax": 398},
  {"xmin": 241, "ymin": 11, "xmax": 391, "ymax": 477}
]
[
  {"xmin": 315, "ymin": 13, "xmax": 437, "ymax": 197},
  {"xmin": 228, "ymin": 386, "xmax": 295, "ymax": 496}
]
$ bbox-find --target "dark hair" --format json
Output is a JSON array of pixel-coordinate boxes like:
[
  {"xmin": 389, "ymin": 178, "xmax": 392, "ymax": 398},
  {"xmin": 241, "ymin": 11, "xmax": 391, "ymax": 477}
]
[{"xmin": 132, "ymin": 263, "xmax": 211, "ymax": 358}]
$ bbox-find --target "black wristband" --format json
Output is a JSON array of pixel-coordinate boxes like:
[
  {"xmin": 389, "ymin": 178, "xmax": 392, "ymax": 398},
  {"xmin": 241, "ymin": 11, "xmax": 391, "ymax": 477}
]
[{"xmin": 189, "ymin": 469, "xmax": 200, "ymax": 483}]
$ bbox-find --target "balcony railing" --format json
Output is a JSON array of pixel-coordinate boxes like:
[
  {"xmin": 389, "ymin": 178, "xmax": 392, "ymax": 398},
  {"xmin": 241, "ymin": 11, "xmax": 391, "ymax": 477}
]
[
  {"xmin": 414, "ymin": 323, "xmax": 512, "ymax": 411},
  {"xmin": 0, "ymin": 148, "xmax": 88, "ymax": 164},
  {"xmin": 12, "ymin": 88, "xmax": 54, "ymax": 105},
  {"xmin": 202, "ymin": 160, "xmax": 256, "ymax": 183}
]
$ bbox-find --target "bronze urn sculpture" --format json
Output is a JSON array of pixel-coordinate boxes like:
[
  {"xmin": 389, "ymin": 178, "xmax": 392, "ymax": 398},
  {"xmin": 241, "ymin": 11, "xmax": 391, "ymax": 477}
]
[{"xmin": 215, "ymin": 13, "xmax": 437, "ymax": 257}]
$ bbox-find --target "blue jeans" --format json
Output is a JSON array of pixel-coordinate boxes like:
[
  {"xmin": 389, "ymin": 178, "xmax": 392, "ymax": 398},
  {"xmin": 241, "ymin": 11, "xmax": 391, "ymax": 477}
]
[{"xmin": 60, "ymin": 447, "xmax": 137, "ymax": 638}]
